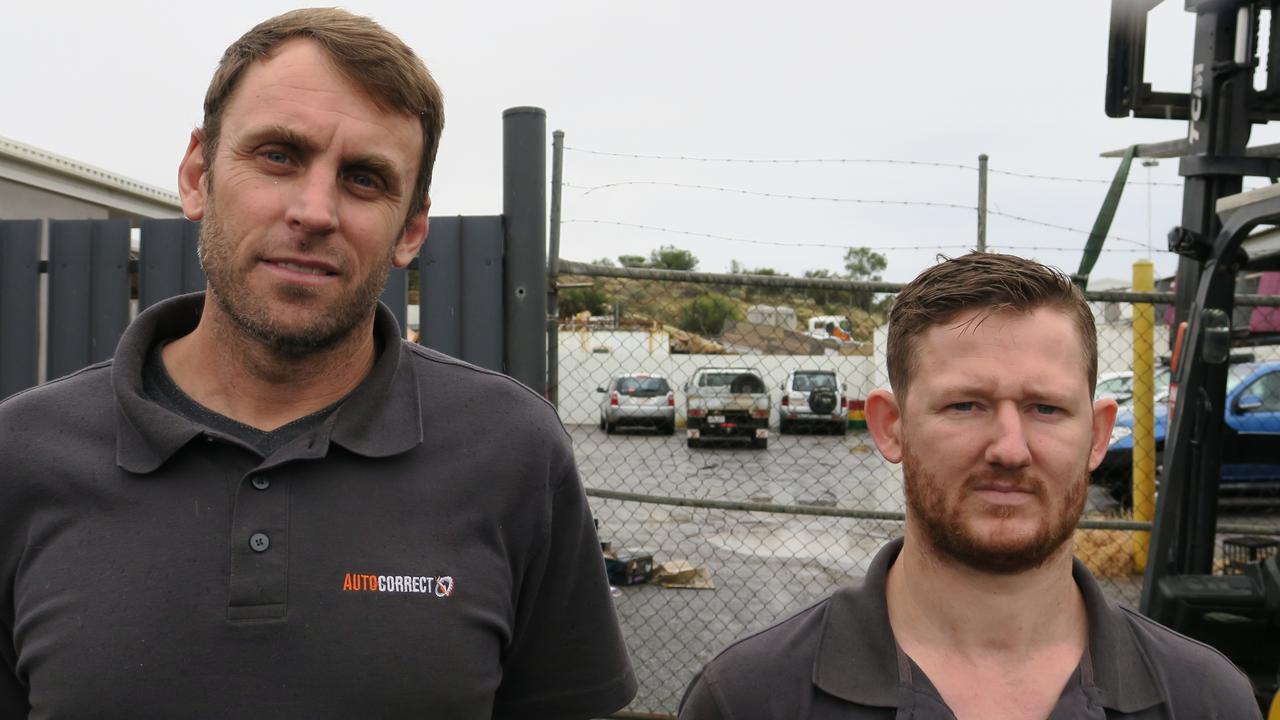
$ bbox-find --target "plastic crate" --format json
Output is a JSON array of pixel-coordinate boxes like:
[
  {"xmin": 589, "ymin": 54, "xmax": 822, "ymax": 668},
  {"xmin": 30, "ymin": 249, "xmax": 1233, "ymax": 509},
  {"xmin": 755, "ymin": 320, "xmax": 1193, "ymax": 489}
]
[{"xmin": 1223, "ymin": 536, "xmax": 1280, "ymax": 574}]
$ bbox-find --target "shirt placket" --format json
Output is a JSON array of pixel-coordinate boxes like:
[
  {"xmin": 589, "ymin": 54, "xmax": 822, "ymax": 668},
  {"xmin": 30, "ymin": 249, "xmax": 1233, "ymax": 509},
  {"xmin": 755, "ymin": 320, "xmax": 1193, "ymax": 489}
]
[{"xmin": 227, "ymin": 466, "xmax": 290, "ymax": 620}]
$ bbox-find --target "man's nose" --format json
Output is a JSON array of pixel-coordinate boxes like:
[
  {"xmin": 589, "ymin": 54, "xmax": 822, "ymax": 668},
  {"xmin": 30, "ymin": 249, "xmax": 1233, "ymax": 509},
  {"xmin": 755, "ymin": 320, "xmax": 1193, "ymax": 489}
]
[
  {"xmin": 985, "ymin": 403, "xmax": 1032, "ymax": 469},
  {"xmin": 285, "ymin": 167, "xmax": 339, "ymax": 234}
]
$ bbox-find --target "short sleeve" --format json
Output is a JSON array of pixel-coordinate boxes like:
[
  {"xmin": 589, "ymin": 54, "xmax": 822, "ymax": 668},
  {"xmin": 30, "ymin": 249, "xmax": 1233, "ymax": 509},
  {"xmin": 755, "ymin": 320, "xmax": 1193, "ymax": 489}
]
[
  {"xmin": 490, "ymin": 454, "xmax": 636, "ymax": 719},
  {"xmin": 679, "ymin": 669, "xmax": 728, "ymax": 720}
]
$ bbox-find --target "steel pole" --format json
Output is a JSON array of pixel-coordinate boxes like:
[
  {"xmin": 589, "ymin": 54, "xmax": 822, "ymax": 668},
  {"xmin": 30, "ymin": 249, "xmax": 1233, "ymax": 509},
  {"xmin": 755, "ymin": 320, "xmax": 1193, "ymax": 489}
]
[
  {"xmin": 547, "ymin": 129, "xmax": 564, "ymax": 407},
  {"xmin": 977, "ymin": 154, "xmax": 988, "ymax": 251},
  {"xmin": 502, "ymin": 107, "xmax": 548, "ymax": 395}
]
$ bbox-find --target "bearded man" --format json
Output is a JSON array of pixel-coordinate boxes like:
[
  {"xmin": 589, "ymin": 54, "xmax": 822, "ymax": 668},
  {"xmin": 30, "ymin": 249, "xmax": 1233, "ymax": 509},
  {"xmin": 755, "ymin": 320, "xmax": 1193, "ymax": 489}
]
[
  {"xmin": 680, "ymin": 253, "xmax": 1259, "ymax": 719},
  {"xmin": 0, "ymin": 9, "xmax": 634, "ymax": 719}
]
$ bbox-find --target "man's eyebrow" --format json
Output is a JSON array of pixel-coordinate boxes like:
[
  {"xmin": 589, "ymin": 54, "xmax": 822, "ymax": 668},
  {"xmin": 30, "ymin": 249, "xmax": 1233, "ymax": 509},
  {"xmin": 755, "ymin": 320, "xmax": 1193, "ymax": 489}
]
[{"xmin": 239, "ymin": 125, "xmax": 321, "ymax": 154}]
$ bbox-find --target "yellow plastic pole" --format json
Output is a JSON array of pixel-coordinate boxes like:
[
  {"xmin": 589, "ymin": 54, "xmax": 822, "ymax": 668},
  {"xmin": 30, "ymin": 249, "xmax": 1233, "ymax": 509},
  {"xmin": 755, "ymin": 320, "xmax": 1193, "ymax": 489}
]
[{"xmin": 1132, "ymin": 260, "xmax": 1156, "ymax": 571}]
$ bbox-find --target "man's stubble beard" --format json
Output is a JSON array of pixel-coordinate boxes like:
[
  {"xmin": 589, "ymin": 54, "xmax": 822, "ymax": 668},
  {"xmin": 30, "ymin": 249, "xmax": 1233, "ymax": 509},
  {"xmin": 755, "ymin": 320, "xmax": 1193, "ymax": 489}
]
[
  {"xmin": 902, "ymin": 447, "xmax": 1088, "ymax": 575},
  {"xmin": 197, "ymin": 196, "xmax": 394, "ymax": 359}
]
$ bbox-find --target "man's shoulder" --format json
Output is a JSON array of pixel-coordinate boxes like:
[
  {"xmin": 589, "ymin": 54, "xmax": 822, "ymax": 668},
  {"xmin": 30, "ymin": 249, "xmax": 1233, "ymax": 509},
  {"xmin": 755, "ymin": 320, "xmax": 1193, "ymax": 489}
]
[
  {"xmin": 702, "ymin": 594, "xmax": 831, "ymax": 687},
  {"xmin": 1116, "ymin": 605, "xmax": 1260, "ymax": 712},
  {"xmin": 0, "ymin": 360, "xmax": 114, "ymax": 421},
  {"xmin": 402, "ymin": 343, "xmax": 552, "ymax": 405},
  {"xmin": 399, "ymin": 342, "xmax": 569, "ymax": 436}
]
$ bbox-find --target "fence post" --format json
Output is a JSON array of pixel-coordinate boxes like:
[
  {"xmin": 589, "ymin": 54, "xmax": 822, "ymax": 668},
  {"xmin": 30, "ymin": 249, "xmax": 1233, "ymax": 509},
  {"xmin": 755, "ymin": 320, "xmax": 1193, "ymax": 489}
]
[
  {"xmin": 502, "ymin": 107, "xmax": 547, "ymax": 394},
  {"xmin": 1132, "ymin": 259, "xmax": 1156, "ymax": 570},
  {"xmin": 0, "ymin": 220, "xmax": 41, "ymax": 398}
]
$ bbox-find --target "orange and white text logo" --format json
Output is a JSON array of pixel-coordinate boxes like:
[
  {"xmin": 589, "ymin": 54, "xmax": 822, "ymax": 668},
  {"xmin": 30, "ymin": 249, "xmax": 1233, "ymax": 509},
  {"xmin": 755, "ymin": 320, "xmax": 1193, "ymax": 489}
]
[{"xmin": 342, "ymin": 573, "xmax": 454, "ymax": 598}]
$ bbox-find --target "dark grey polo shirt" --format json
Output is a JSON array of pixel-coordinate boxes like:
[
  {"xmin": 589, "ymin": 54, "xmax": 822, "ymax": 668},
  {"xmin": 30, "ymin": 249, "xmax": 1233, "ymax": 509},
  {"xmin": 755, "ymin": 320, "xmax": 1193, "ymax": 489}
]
[
  {"xmin": 680, "ymin": 538, "xmax": 1260, "ymax": 719},
  {"xmin": 0, "ymin": 293, "xmax": 636, "ymax": 720}
]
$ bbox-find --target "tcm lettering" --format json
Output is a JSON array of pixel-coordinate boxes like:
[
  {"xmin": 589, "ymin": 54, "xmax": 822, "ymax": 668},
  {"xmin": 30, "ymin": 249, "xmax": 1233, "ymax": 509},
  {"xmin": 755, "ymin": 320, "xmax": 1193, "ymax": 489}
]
[{"xmin": 342, "ymin": 573, "xmax": 455, "ymax": 597}]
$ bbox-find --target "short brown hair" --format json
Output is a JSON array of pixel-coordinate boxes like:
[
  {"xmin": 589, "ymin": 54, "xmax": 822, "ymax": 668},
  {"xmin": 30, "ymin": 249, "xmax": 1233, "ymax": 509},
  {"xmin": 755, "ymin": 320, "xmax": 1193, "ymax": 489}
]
[
  {"xmin": 200, "ymin": 8, "xmax": 444, "ymax": 225},
  {"xmin": 886, "ymin": 252, "xmax": 1097, "ymax": 400}
]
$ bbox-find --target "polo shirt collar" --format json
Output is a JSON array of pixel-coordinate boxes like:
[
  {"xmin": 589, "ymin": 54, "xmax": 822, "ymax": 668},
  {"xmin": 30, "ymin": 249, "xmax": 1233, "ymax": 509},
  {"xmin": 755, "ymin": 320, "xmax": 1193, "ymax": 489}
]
[
  {"xmin": 1073, "ymin": 555, "xmax": 1164, "ymax": 713},
  {"xmin": 812, "ymin": 537, "xmax": 903, "ymax": 707},
  {"xmin": 115, "ymin": 292, "xmax": 421, "ymax": 473},
  {"xmin": 811, "ymin": 537, "xmax": 1165, "ymax": 713}
]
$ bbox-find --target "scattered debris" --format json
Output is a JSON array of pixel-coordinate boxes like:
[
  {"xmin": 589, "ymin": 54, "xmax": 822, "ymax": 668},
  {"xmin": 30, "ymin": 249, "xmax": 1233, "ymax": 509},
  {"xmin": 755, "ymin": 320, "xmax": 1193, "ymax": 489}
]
[{"xmin": 651, "ymin": 560, "xmax": 714, "ymax": 589}]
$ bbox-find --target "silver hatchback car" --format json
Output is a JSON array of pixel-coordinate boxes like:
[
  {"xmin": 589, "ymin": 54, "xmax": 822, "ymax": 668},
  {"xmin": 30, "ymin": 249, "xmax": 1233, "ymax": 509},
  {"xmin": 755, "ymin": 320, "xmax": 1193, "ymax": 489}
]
[{"xmin": 597, "ymin": 374, "xmax": 676, "ymax": 435}]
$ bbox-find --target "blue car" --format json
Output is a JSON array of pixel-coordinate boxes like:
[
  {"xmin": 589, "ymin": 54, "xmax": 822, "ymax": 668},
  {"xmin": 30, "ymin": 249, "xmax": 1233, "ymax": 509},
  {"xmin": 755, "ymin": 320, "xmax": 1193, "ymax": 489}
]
[{"xmin": 1092, "ymin": 361, "xmax": 1280, "ymax": 504}]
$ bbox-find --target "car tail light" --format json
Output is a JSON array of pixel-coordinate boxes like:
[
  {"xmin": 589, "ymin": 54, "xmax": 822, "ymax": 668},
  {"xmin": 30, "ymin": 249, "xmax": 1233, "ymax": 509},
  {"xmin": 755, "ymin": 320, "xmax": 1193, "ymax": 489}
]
[
  {"xmin": 751, "ymin": 409, "xmax": 768, "ymax": 418},
  {"xmin": 781, "ymin": 395, "xmax": 790, "ymax": 407},
  {"xmin": 840, "ymin": 396, "xmax": 848, "ymax": 410},
  {"xmin": 689, "ymin": 408, "xmax": 704, "ymax": 417},
  {"xmin": 667, "ymin": 392, "xmax": 675, "ymax": 407},
  {"xmin": 610, "ymin": 391, "xmax": 619, "ymax": 407}
]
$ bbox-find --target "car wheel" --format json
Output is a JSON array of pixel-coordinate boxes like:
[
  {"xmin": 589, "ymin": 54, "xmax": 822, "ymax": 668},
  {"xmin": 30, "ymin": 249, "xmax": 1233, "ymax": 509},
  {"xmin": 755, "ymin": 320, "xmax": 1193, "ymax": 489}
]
[
  {"xmin": 688, "ymin": 437, "xmax": 701, "ymax": 449},
  {"xmin": 752, "ymin": 437, "xmax": 768, "ymax": 450},
  {"xmin": 663, "ymin": 422, "xmax": 676, "ymax": 436},
  {"xmin": 779, "ymin": 420, "xmax": 789, "ymax": 435},
  {"xmin": 836, "ymin": 421, "xmax": 847, "ymax": 436},
  {"xmin": 599, "ymin": 415, "xmax": 606, "ymax": 431},
  {"xmin": 605, "ymin": 421, "xmax": 616, "ymax": 434}
]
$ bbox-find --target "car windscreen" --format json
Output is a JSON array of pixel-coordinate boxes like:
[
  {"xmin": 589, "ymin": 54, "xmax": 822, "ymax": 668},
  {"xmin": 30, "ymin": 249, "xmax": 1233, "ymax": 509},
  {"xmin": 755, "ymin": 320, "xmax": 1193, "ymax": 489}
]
[
  {"xmin": 793, "ymin": 373, "xmax": 836, "ymax": 391},
  {"xmin": 616, "ymin": 377, "xmax": 670, "ymax": 397}
]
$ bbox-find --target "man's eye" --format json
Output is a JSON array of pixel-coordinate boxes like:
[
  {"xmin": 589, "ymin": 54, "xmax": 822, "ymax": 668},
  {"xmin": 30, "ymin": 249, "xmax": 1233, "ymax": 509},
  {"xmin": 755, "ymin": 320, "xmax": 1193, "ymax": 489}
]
[
  {"xmin": 263, "ymin": 150, "xmax": 290, "ymax": 164},
  {"xmin": 347, "ymin": 172, "xmax": 383, "ymax": 191},
  {"xmin": 1035, "ymin": 404, "xmax": 1059, "ymax": 415},
  {"xmin": 949, "ymin": 402, "xmax": 975, "ymax": 412}
]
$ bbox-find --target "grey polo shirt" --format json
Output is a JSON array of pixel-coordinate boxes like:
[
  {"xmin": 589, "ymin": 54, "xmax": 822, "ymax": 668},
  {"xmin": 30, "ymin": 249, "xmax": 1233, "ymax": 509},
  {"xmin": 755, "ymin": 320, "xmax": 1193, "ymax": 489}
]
[
  {"xmin": 0, "ymin": 293, "xmax": 636, "ymax": 719},
  {"xmin": 680, "ymin": 538, "xmax": 1260, "ymax": 719}
]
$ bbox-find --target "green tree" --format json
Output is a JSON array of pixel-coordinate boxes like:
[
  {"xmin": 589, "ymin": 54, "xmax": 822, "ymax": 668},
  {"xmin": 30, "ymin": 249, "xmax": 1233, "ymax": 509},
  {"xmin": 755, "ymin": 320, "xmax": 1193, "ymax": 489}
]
[
  {"xmin": 843, "ymin": 247, "xmax": 887, "ymax": 281},
  {"xmin": 842, "ymin": 248, "xmax": 888, "ymax": 312},
  {"xmin": 590, "ymin": 256, "xmax": 617, "ymax": 267},
  {"xmin": 559, "ymin": 286, "xmax": 611, "ymax": 318},
  {"xmin": 618, "ymin": 254, "xmax": 647, "ymax": 268},
  {"xmin": 678, "ymin": 293, "xmax": 739, "ymax": 336},
  {"xmin": 648, "ymin": 245, "xmax": 698, "ymax": 271}
]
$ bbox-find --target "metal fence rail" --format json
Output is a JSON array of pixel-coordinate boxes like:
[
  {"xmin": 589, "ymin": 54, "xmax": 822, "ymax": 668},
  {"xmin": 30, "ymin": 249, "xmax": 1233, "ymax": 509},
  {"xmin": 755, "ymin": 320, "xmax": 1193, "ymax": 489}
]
[{"xmin": 558, "ymin": 261, "xmax": 1280, "ymax": 716}]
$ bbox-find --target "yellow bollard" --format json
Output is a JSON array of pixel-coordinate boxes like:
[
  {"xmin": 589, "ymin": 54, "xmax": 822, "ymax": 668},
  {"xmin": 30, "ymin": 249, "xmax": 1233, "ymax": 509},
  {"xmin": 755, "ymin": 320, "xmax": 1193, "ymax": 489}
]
[{"xmin": 1132, "ymin": 260, "xmax": 1156, "ymax": 571}]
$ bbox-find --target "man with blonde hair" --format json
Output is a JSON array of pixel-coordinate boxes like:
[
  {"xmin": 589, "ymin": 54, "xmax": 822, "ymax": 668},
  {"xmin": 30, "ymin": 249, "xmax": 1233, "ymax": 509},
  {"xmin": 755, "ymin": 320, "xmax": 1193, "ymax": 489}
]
[
  {"xmin": 681, "ymin": 253, "xmax": 1258, "ymax": 719},
  {"xmin": 0, "ymin": 9, "xmax": 634, "ymax": 718}
]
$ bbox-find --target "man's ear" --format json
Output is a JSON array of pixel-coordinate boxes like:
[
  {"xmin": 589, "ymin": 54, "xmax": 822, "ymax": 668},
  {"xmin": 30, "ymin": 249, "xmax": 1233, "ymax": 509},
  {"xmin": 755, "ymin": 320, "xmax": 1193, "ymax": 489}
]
[
  {"xmin": 1087, "ymin": 397, "xmax": 1119, "ymax": 471},
  {"xmin": 177, "ymin": 130, "xmax": 208, "ymax": 221},
  {"xmin": 393, "ymin": 196, "xmax": 430, "ymax": 268},
  {"xmin": 865, "ymin": 388, "xmax": 904, "ymax": 463}
]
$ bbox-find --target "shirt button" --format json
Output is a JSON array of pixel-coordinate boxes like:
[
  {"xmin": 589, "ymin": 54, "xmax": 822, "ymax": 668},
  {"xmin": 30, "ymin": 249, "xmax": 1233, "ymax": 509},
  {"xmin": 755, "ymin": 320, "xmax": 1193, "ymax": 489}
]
[
  {"xmin": 249, "ymin": 533, "xmax": 271, "ymax": 552},
  {"xmin": 251, "ymin": 476, "xmax": 270, "ymax": 490}
]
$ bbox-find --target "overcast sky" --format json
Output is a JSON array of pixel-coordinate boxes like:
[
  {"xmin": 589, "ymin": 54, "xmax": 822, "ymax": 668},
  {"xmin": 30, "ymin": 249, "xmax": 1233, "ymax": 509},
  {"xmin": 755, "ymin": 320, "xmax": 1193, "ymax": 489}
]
[{"xmin": 4, "ymin": 1, "xmax": 1274, "ymax": 284}]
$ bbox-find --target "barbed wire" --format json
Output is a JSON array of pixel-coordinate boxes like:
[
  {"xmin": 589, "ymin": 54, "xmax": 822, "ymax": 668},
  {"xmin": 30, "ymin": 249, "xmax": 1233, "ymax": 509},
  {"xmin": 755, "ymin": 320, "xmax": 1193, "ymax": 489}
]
[
  {"xmin": 562, "ymin": 146, "xmax": 1182, "ymax": 186},
  {"xmin": 562, "ymin": 181, "xmax": 1155, "ymax": 250},
  {"xmin": 561, "ymin": 219, "xmax": 1169, "ymax": 254}
]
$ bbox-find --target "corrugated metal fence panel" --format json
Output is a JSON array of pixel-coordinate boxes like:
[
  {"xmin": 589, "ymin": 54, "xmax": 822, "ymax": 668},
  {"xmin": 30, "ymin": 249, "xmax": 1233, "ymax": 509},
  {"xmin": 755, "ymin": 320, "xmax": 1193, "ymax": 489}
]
[
  {"xmin": 421, "ymin": 215, "xmax": 462, "ymax": 357},
  {"xmin": 380, "ymin": 267, "xmax": 408, "ymax": 336},
  {"xmin": 46, "ymin": 220, "xmax": 130, "ymax": 380},
  {"xmin": 460, "ymin": 215, "xmax": 504, "ymax": 372},
  {"xmin": 419, "ymin": 215, "xmax": 504, "ymax": 371},
  {"xmin": 0, "ymin": 220, "xmax": 41, "ymax": 399},
  {"xmin": 139, "ymin": 218, "xmax": 204, "ymax": 310}
]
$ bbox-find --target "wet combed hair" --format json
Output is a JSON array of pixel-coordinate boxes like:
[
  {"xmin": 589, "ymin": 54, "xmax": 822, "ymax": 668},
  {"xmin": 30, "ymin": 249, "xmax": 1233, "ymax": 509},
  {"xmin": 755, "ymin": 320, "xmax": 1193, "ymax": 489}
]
[
  {"xmin": 200, "ymin": 8, "xmax": 444, "ymax": 226},
  {"xmin": 886, "ymin": 252, "xmax": 1098, "ymax": 400}
]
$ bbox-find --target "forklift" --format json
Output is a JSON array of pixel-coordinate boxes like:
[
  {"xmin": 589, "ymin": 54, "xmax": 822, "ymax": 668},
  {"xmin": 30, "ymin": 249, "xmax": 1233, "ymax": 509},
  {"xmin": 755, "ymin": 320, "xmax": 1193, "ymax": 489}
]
[{"xmin": 1107, "ymin": 1, "xmax": 1280, "ymax": 714}]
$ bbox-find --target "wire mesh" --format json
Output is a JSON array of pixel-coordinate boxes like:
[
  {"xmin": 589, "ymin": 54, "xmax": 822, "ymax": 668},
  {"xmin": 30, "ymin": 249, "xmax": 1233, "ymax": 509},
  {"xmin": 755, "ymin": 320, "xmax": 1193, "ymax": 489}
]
[{"xmin": 554, "ymin": 264, "xmax": 1280, "ymax": 716}]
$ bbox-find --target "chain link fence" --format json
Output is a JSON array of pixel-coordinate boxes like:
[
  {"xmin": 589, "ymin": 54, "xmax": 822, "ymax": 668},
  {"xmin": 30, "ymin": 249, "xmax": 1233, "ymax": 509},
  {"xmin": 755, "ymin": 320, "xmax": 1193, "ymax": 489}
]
[{"xmin": 552, "ymin": 261, "xmax": 1280, "ymax": 717}]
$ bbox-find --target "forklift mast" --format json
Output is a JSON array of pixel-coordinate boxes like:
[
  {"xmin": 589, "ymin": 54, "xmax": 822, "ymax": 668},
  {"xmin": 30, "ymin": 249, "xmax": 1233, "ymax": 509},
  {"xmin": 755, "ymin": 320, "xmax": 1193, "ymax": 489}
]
[{"xmin": 1108, "ymin": 0, "xmax": 1280, "ymax": 709}]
